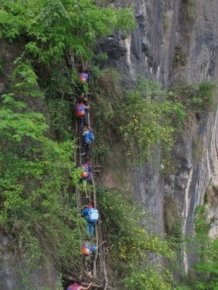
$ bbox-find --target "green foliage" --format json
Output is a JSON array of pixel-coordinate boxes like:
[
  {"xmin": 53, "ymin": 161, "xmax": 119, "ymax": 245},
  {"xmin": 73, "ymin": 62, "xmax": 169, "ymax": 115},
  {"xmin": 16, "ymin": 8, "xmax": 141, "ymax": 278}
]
[
  {"xmin": 164, "ymin": 196, "xmax": 182, "ymax": 242},
  {"xmin": 0, "ymin": 0, "xmax": 134, "ymax": 63},
  {"xmin": 0, "ymin": 2, "xmax": 26, "ymax": 40},
  {"xmin": 193, "ymin": 239, "xmax": 218, "ymax": 289},
  {"xmin": 178, "ymin": 206, "xmax": 218, "ymax": 289},
  {"xmin": 0, "ymin": 80, "xmax": 83, "ymax": 276},
  {"xmin": 173, "ymin": 46, "xmax": 187, "ymax": 67},
  {"xmin": 0, "ymin": 58, "xmax": 5, "ymax": 76},
  {"xmin": 47, "ymin": 98, "xmax": 73, "ymax": 141},
  {"xmin": 93, "ymin": 73, "xmax": 186, "ymax": 161},
  {"xmin": 91, "ymin": 68, "xmax": 123, "ymax": 159},
  {"xmin": 97, "ymin": 187, "xmax": 175, "ymax": 289},
  {"xmin": 191, "ymin": 206, "xmax": 218, "ymax": 289},
  {"xmin": 0, "ymin": 93, "xmax": 47, "ymax": 141},
  {"xmin": 123, "ymin": 268, "xmax": 173, "ymax": 290},
  {"xmin": 0, "ymin": 0, "xmax": 136, "ymax": 286},
  {"xmin": 119, "ymin": 80, "xmax": 186, "ymax": 159},
  {"xmin": 10, "ymin": 62, "xmax": 43, "ymax": 98},
  {"xmin": 173, "ymin": 82, "xmax": 216, "ymax": 112},
  {"xmin": 195, "ymin": 206, "xmax": 209, "ymax": 238},
  {"xmin": 45, "ymin": 66, "xmax": 73, "ymax": 98},
  {"xmin": 180, "ymin": 0, "xmax": 196, "ymax": 25}
]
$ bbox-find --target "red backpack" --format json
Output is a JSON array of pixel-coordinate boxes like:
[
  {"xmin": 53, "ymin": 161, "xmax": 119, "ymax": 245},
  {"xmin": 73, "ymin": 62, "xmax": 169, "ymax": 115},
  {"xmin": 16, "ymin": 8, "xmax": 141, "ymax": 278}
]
[
  {"xmin": 76, "ymin": 103, "xmax": 85, "ymax": 117},
  {"xmin": 79, "ymin": 72, "xmax": 89, "ymax": 83},
  {"xmin": 67, "ymin": 283, "xmax": 81, "ymax": 290}
]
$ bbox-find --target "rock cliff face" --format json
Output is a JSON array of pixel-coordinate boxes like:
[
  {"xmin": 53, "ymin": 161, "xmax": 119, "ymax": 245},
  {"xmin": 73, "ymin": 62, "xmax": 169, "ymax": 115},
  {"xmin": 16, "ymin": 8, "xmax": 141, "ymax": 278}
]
[
  {"xmin": 0, "ymin": 233, "xmax": 59, "ymax": 290},
  {"xmin": 104, "ymin": 0, "xmax": 218, "ymax": 272},
  {"xmin": 1, "ymin": 1, "xmax": 218, "ymax": 288}
]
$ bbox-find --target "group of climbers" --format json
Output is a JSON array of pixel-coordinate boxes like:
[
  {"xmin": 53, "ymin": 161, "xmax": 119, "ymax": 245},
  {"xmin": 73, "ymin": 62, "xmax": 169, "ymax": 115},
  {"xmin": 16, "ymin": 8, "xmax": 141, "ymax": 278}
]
[
  {"xmin": 66, "ymin": 68, "xmax": 100, "ymax": 290},
  {"xmin": 75, "ymin": 93, "xmax": 94, "ymax": 158}
]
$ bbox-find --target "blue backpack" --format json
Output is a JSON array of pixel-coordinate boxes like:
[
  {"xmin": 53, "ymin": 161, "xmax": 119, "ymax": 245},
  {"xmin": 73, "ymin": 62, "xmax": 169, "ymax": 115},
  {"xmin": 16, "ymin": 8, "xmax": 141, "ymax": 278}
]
[
  {"xmin": 84, "ymin": 130, "xmax": 94, "ymax": 143},
  {"xmin": 88, "ymin": 208, "xmax": 99, "ymax": 223},
  {"xmin": 88, "ymin": 131, "xmax": 94, "ymax": 141}
]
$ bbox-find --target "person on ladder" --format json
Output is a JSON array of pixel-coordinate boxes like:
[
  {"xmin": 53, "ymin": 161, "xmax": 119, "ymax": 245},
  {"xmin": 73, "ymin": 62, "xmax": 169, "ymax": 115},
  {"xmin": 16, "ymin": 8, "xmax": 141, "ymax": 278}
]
[
  {"xmin": 80, "ymin": 93, "xmax": 89, "ymax": 126},
  {"xmin": 80, "ymin": 161, "xmax": 93, "ymax": 184},
  {"xmin": 67, "ymin": 281, "xmax": 92, "ymax": 290},
  {"xmin": 75, "ymin": 101, "xmax": 89, "ymax": 134},
  {"xmin": 79, "ymin": 71, "xmax": 89, "ymax": 83},
  {"xmin": 82, "ymin": 202, "xmax": 99, "ymax": 236},
  {"xmin": 78, "ymin": 67, "xmax": 89, "ymax": 93},
  {"xmin": 82, "ymin": 126, "xmax": 94, "ymax": 158},
  {"xmin": 81, "ymin": 242, "xmax": 97, "ymax": 256}
]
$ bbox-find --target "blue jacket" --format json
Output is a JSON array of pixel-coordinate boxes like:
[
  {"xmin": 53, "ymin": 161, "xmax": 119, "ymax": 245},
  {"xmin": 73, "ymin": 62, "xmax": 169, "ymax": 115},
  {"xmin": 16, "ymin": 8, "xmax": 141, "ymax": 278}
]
[
  {"xmin": 82, "ymin": 207, "xmax": 99, "ymax": 224},
  {"xmin": 83, "ymin": 130, "xmax": 94, "ymax": 144}
]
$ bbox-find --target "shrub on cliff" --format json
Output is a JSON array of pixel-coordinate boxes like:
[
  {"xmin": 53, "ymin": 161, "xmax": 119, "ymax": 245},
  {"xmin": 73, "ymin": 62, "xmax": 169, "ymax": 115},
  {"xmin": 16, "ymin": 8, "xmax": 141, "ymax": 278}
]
[
  {"xmin": 184, "ymin": 206, "xmax": 218, "ymax": 289},
  {"xmin": 0, "ymin": 63, "xmax": 85, "ymax": 275},
  {"xmin": 93, "ymin": 74, "xmax": 186, "ymax": 161},
  {"xmin": 175, "ymin": 206, "xmax": 218, "ymax": 289},
  {"xmin": 119, "ymin": 80, "xmax": 186, "ymax": 159},
  {"xmin": 98, "ymin": 187, "xmax": 175, "ymax": 290},
  {"xmin": 172, "ymin": 82, "xmax": 216, "ymax": 113},
  {"xmin": 0, "ymin": 0, "xmax": 134, "ymax": 63}
]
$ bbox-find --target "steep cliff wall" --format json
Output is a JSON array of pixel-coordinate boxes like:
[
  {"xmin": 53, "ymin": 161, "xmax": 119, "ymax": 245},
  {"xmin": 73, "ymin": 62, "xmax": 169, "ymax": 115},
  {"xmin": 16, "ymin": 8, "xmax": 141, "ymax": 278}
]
[
  {"xmin": 1, "ymin": 0, "xmax": 218, "ymax": 288},
  {"xmin": 0, "ymin": 233, "xmax": 59, "ymax": 290},
  {"xmin": 102, "ymin": 0, "xmax": 218, "ymax": 272}
]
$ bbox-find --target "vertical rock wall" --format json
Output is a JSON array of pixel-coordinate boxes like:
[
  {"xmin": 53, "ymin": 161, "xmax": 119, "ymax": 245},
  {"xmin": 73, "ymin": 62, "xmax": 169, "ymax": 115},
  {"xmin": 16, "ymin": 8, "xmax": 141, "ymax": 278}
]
[
  {"xmin": 104, "ymin": 0, "xmax": 218, "ymax": 272},
  {"xmin": 0, "ymin": 233, "xmax": 59, "ymax": 290}
]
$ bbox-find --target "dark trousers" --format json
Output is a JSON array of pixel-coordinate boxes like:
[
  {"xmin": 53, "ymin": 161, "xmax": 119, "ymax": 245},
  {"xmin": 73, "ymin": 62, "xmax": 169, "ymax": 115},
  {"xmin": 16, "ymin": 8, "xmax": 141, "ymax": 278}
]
[
  {"xmin": 86, "ymin": 222, "xmax": 95, "ymax": 236},
  {"xmin": 78, "ymin": 116, "xmax": 85, "ymax": 135},
  {"xmin": 82, "ymin": 141, "xmax": 91, "ymax": 158},
  {"xmin": 85, "ymin": 110, "xmax": 89, "ymax": 125}
]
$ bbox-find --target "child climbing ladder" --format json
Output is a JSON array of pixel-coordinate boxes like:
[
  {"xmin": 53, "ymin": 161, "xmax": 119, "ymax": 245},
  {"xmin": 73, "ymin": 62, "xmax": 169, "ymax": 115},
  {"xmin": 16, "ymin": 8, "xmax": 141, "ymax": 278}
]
[{"xmin": 72, "ymin": 67, "xmax": 107, "ymax": 289}]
